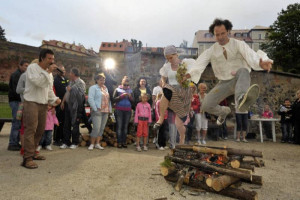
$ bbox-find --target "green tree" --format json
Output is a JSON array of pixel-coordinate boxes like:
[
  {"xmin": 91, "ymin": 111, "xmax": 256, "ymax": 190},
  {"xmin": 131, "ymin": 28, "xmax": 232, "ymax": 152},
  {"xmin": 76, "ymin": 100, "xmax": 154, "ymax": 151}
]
[
  {"xmin": 0, "ymin": 25, "xmax": 7, "ymax": 41},
  {"xmin": 261, "ymin": 3, "xmax": 300, "ymax": 73}
]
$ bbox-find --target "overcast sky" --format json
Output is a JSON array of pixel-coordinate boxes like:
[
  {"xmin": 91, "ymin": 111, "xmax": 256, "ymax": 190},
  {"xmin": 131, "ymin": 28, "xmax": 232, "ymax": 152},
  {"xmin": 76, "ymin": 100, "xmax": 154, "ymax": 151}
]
[{"xmin": 0, "ymin": 0, "xmax": 298, "ymax": 51}]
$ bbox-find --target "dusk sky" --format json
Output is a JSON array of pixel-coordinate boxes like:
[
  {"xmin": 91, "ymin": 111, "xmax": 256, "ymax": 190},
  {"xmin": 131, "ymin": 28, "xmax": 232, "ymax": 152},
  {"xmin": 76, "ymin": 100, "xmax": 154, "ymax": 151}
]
[{"xmin": 0, "ymin": 0, "xmax": 298, "ymax": 51}]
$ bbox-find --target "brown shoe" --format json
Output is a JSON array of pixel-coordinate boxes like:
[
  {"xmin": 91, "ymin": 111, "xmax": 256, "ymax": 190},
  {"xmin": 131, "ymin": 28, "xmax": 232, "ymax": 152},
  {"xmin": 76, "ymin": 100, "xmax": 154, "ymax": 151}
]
[
  {"xmin": 21, "ymin": 158, "xmax": 38, "ymax": 169},
  {"xmin": 33, "ymin": 155, "xmax": 46, "ymax": 160}
]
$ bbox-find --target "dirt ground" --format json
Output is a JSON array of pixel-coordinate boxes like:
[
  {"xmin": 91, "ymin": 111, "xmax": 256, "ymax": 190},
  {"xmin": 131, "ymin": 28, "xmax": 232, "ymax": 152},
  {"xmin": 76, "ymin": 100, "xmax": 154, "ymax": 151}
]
[{"xmin": 0, "ymin": 123, "xmax": 300, "ymax": 200}]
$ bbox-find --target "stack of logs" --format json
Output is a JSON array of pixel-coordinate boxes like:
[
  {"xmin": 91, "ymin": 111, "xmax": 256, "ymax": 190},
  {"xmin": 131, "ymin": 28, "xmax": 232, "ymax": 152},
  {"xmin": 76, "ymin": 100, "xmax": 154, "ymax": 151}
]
[
  {"xmin": 80, "ymin": 127, "xmax": 136, "ymax": 147},
  {"xmin": 161, "ymin": 145, "xmax": 265, "ymax": 200}
]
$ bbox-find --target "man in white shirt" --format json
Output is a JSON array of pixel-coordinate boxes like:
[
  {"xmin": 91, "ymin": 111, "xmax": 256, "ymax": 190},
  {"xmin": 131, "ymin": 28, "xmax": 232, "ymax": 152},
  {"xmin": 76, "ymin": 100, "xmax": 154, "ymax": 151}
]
[
  {"xmin": 22, "ymin": 49, "xmax": 61, "ymax": 169},
  {"xmin": 185, "ymin": 18, "xmax": 273, "ymax": 125}
]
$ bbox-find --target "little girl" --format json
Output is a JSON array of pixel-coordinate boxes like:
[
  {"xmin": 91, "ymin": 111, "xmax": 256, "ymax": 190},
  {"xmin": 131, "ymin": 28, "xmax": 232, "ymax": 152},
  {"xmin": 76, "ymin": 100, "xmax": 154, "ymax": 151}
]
[
  {"xmin": 37, "ymin": 105, "xmax": 59, "ymax": 151},
  {"xmin": 134, "ymin": 93, "xmax": 152, "ymax": 151},
  {"xmin": 155, "ymin": 92, "xmax": 168, "ymax": 150}
]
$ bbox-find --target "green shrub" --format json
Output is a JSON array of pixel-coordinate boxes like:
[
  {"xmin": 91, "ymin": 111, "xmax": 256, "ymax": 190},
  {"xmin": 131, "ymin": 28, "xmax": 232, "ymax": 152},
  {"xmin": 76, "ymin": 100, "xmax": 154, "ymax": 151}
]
[{"xmin": 0, "ymin": 82, "xmax": 9, "ymax": 92}]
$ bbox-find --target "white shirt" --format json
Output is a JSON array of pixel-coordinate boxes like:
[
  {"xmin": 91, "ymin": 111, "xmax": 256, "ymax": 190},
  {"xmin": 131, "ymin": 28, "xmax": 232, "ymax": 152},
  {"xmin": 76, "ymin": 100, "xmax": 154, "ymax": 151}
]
[
  {"xmin": 160, "ymin": 58, "xmax": 196, "ymax": 85},
  {"xmin": 188, "ymin": 38, "xmax": 273, "ymax": 83},
  {"xmin": 152, "ymin": 86, "xmax": 162, "ymax": 96},
  {"xmin": 23, "ymin": 63, "xmax": 58, "ymax": 105}
]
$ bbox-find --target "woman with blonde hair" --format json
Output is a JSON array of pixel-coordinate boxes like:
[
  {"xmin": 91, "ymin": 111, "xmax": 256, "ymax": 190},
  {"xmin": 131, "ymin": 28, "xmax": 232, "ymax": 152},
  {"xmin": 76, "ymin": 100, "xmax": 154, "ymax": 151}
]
[
  {"xmin": 112, "ymin": 76, "xmax": 133, "ymax": 148},
  {"xmin": 87, "ymin": 73, "xmax": 112, "ymax": 150}
]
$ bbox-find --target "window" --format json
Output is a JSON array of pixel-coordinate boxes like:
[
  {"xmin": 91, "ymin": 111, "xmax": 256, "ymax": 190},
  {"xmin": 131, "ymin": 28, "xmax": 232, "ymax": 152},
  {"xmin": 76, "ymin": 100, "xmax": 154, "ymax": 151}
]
[
  {"xmin": 235, "ymin": 33, "xmax": 241, "ymax": 37},
  {"xmin": 258, "ymin": 34, "xmax": 262, "ymax": 39},
  {"xmin": 108, "ymin": 44, "xmax": 111, "ymax": 47},
  {"xmin": 120, "ymin": 44, "xmax": 123, "ymax": 48},
  {"xmin": 242, "ymin": 33, "xmax": 248, "ymax": 37},
  {"xmin": 102, "ymin": 44, "xmax": 106, "ymax": 47},
  {"xmin": 113, "ymin": 44, "xmax": 117, "ymax": 47},
  {"xmin": 204, "ymin": 33, "xmax": 213, "ymax": 38}
]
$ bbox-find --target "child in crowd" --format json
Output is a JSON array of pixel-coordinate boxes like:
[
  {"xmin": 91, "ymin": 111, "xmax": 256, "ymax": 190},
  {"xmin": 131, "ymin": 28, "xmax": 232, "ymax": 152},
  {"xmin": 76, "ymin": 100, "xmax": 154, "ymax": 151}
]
[
  {"xmin": 134, "ymin": 93, "xmax": 152, "ymax": 151},
  {"xmin": 155, "ymin": 92, "xmax": 168, "ymax": 150},
  {"xmin": 278, "ymin": 98, "xmax": 293, "ymax": 143},
  {"xmin": 196, "ymin": 83, "xmax": 208, "ymax": 145},
  {"xmin": 262, "ymin": 104, "xmax": 273, "ymax": 140},
  {"xmin": 37, "ymin": 105, "xmax": 59, "ymax": 151},
  {"xmin": 186, "ymin": 83, "xmax": 199, "ymax": 144},
  {"xmin": 235, "ymin": 99, "xmax": 249, "ymax": 143}
]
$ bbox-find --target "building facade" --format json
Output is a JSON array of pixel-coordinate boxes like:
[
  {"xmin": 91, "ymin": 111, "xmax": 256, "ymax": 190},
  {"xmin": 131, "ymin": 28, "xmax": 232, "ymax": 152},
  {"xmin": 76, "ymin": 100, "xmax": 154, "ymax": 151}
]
[{"xmin": 192, "ymin": 26, "xmax": 269, "ymax": 54}]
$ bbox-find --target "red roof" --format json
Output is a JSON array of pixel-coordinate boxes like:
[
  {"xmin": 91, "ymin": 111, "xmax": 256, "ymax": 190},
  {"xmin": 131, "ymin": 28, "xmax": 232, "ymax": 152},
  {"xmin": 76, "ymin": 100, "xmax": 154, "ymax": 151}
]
[
  {"xmin": 100, "ymin": 40, "xmax": 132, "ymax": 52},
  {"xmin": 41, "ymin": 40, "xmax": 97, "ymax": 56}
]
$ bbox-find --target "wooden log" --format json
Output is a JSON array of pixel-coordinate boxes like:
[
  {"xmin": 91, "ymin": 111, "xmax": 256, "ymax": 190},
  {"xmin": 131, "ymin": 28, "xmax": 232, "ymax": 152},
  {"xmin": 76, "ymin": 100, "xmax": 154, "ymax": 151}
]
[
  {"xmin": 230, "ymin": 160, "xmax": 240, "ymax": 168},
  {"xmin": 176, "ymin": 145, "xmax": 263, "ymax": 158},
  {"xmin": 211, "ymin": 175, "xmax": 240, "ymax": 192},
  {"xmin": 206, "ymin": 177, "xmax": 213, "ymax": 187},
  {"xmin": 80, "ymin": 140, "xmax": 86, "ymax": 147},
  {"xmin": 100, "ymin": 141, "xmax": 107, "ymax": 147},
  {"xmin": 165, "ymin": 174, "xmax": 258, "ymax": 200},
  {"xmin": 240, "ymin": 162, "xmax": 255, "ymax": 172},
  {"xmin": 192, "ymin": 146, "xmax": 228, "ymax": 157},
  {"xmin": 251, "ymin": 175, "xmax": 263, "ymax": 186},
  {"xmin": 165, "ymin": 156, "xmax": 252, "ymax": 181},
  {"xmin": 160, "ymin": 164, "xmax": 177, "ymax": 176},
  {"xmin": 242, "ymin": 160, "xmax": 265, "ymax": 167},
  {"xmin": 174, "ymin": 170, "xmax": 185, "ymax": 191}
]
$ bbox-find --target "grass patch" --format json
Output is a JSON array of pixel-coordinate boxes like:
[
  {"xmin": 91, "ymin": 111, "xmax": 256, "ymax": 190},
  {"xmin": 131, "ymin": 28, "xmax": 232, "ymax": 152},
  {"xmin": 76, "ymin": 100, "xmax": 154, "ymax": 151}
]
[{"xmin": 0, "ymin": 102, "xmax": 12, "ymax": 118}]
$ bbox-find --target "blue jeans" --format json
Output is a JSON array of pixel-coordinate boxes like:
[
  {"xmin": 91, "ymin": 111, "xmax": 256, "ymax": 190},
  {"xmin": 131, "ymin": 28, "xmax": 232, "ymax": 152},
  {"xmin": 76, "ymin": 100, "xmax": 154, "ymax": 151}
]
[
  {"xmin": 90, "ymin": 111, "xmax": 108, "ymax": 138},
  {"xmin": 236, "ymin": 113, "xmax": 248, "ymax": 131},
  {"xmin": 9, "ymin": 101, "xmax": 21, "ymax": 146},
  {"xmin": 115, "ymin": 109, "xmax": 131, "ymax": 144},
  {"xmin": 281, "ymin": 122, "xmax": 292, "ymax": 141},
  {"xmin": 39, "ymin": 130, "xmax": 53, "ymax": 146}
]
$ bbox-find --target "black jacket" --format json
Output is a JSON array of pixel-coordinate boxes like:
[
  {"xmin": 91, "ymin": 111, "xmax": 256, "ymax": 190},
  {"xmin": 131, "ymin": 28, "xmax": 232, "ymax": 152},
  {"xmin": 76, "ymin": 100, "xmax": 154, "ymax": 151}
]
[
  {"xmin": 277, "ymin": 105, "xmax": 293, "ymax": 123},
  {"xmin": 132, "ymin": 86, "xmax": 152, "ymax": 109},
  {"xmin": 54, "ymin": 75, "xmax": 69, "ymax": 100},
  {"xmin": 8, "ymin": 69, "xmax": 23, "ymax": 102}
]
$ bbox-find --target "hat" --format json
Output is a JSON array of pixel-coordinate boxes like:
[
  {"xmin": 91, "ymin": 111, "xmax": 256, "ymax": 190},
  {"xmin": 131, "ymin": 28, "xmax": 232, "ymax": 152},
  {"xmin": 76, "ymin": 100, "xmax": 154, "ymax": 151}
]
[{"xmin": 164, "ymin": 45, "xmax": 177, "ymax": 56}]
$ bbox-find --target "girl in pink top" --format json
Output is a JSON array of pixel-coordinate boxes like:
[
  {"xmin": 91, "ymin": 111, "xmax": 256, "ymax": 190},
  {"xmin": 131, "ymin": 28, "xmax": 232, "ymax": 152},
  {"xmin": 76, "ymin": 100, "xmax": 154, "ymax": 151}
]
[
  {"xmin": 134, "ymin": 93, "xmax": 152, "ymax": 151},
  {"xmin": 37, "ymin": 106, "xmax": 59, "ymax": 151},
  {"xmin": 262, "ymin": 104, "xmax": 273, "ymax": 139}
]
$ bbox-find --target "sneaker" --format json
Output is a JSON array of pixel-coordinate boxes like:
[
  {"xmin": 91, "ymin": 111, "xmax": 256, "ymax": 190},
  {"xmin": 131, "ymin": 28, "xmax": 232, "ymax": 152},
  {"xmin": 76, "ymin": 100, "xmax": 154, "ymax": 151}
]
[
  {"xmin": 236, "ymin": 138, "xmax": 240, "ymax": 142},
  {"xmin": 164, "ymin": 146, "xmax": 169, "ymax": 150},
  {"xmin": 201, "ymin": 140, "xmax": 206, "ymax": 145},
  {"xmin": 95, "ymin": 144, "xmax": 104, "ymax": 150},
  {"xmin": 36, "ymin": 145, "xmax": 42, "ymax": 152},
  {"xmin": 216, "ymin": 107, "xmax": 231, "ymax": 125},
  {"xmin": 60, "ymin": 144, "xmax": 68, "ymax": 149},
  {"xmin": 69, "ymin": 144, "xmax": 78, "ymax": 149},
  {"xmin": 143, "ymin": 146, "xmax": 148, "ymax": 151},
  {"xmin": 88, "ymin": 144, "xmax": 94, "ymax": 150},
  {"xmin": 159, "ymin": 147, "xmax": 165, "ymax": 151},
  {"xmin": 238, "ymin": 84, "xmax": 260, "ymax": 112},
  {"xmin": 45, "ymin": 145, "xmax": 53, "ymax": 151},
  {"xmin": 137, "ymin": 146, "xmax": 142, "ymax": 152},
  {"xmin": 197, "ymin": 140, "xmax": 201, "ymax": 145},
  {"xmin": 224, "ymin": 137, "xmax": 228, "ymax": 140},
  {"xmin": 242, "ymin": 139, "xmax": 248, "ymax": 143}
]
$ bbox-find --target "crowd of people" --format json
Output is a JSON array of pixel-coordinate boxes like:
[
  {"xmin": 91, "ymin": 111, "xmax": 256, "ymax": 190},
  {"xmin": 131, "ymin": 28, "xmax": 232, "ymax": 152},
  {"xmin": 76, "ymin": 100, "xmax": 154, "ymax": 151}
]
[{"xmin": 5, "ymin": 18, "xmax": 300, "ymax": 169}]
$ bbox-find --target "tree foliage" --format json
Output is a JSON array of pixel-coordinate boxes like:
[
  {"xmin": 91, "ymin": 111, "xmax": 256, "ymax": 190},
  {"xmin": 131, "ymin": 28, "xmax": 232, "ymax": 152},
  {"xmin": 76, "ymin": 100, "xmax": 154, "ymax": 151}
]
[
  {"xmin": 0, "ymin": 25, "xmax": 7, "ymax": 41},
  {"xmin": 261, "ymin": 3, "xmax": 300, "ymax": 73}
]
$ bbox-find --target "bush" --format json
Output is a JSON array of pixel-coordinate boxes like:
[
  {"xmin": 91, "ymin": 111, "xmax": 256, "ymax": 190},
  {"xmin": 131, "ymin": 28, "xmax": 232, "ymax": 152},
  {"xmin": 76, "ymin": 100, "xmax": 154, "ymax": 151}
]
[{"xmin": 0, "ymin": 82, "xmax": 9, "ymax": 92}]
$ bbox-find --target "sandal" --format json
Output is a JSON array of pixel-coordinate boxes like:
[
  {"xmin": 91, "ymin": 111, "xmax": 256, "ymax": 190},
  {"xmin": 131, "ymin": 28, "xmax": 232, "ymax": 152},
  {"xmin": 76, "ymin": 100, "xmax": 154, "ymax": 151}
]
[
  {"xmin": 153, "ymin": 123, "xmax": 162, "ymax": 130},
  {"xmin": 21, "ymin": 158, "xmax": 38, "ymax": 169},
  {"xmin": 33, "ymin": 155, "xmax": 46, "ymax": 160}
]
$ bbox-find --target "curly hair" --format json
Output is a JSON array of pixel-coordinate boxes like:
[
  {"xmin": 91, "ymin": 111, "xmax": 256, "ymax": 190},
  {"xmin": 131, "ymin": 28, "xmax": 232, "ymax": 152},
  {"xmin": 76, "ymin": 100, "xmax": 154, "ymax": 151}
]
[{"xmin": 209, "ymin": 18, "xmax": 233, "ymax": 35}]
